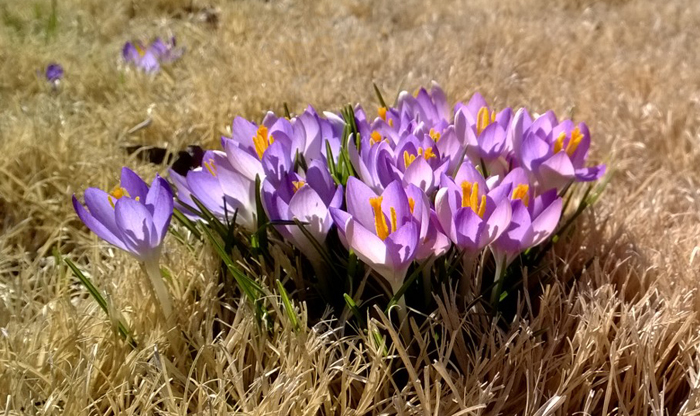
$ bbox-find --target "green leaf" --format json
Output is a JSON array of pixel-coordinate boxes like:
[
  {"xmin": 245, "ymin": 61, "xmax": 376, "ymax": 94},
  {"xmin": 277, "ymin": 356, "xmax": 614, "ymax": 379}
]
[
  {"xmin": 172, "ymin": 207, "xmax": 202, "ymax": 240},
  {"xmin": 252, "ymin": 174, "xmax": 269, "ymax": 257},
  {"xmin": 343, "ymin": 293, "xmax": 365, "ymax": 326},
  {"xmin": 373, "ymin": 82, "xmax": 387, "ymax": 108},
  {"xmin": 277, "ymin": 281, "xmax": 299, "ymax": 332},
  {"xmin": 64, "ymin": 258, "xmax": 137, "ymax": 348},
  {"xmin": 291, "ymin": 218, "xmax": 342, "ymax": 278}
]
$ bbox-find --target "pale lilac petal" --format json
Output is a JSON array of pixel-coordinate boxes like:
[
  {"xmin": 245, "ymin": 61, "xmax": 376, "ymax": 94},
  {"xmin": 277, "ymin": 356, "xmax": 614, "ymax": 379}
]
[
  {"xmin": 84, "ymin": 188, "xmax": 121, "ymax": 238},
  {"xmin": 345, "ymin": 176, "xmax": 379, "ymax": 231},
  {"xmin": 575, "ymin": 165, "xmax": 606, "ymax": 182},
  {"xmin": 120, "ymin": 167, "xmax": 149, "ymax": 201},
  {"xmin": 346, "ymin": 218, "xmax": 389, "ymax": 268},
  {"xmin": 483, "ymin": 197, "xmax": 512, "ymax": 243},
  {"xmin": 145, "ymin": 176, "xmax": 173, "ymax": 242},
  {"xmin": 454, "ymin": 208, "xmax": 485, "ymax": 251},
  {"xmin": 385, "ymin": 221, "xmax": 419, "ymax": 268},
  {"xmin": 478, "ymin": 123, "xmax": 507, "ymax": 159},
  {"xmin": 380, "ymin": 180, "xmax": 410, "ymax": 225},
  {"xmin": 520, "ymin": 134, "xmax": 550, "ymax": 172},
  {"xmin": 232, "ymin": 116, "xmax": 258, "ymax": 150},
  {"xmin": 402, "ymin": 156, "xmax": 434, "ymax": 193},
  {"xmin": 261, "ymin": 140, "xmax": 292, "ymax": 185},
  {"xmin": 224, "ymin": 140, "xmax": 265, "ymax": 181},
  {"xmin": 73, "ymin": 195, "xmax": 128, "ymax": 252},
  {"xmin": 114, "ymin": 197, "xmax": 158, "ymax": 260},
  {"xmin": 288, "ymin": 186, "xmax": 328, "ymax": 241},
  {"xmin": 495, "ymin": 201, "xmax": 533, "ymax": 253},
  {"xmin": 530, "ymin": 197, "xmax": 562, "ymax": 247}
]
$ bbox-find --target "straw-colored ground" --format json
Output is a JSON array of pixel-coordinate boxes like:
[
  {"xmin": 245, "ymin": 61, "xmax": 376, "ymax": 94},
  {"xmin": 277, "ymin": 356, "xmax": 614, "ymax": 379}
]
[{"xmin": 2, "ymin": 0, "xmax": 700, "ymax": 414}]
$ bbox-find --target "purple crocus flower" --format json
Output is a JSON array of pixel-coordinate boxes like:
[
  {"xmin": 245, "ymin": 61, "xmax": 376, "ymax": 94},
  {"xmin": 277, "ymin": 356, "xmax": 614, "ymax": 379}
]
[
  {"xmin": 330, "ymin": 178, "xmax": 420, "ymax": 292},
  {"xmin": 396, "ymin": 82, "xmax": 452, "ymax": 128},
  {"xmin": 172, "ymin": 150, "xmax": 257, "ymax": 230},
  {"xmin": 222, "ymin": 114, "xmax": 294, "ymax": 183},
  {"xmin": 262, "ymin": 159, "xmax": 343, "ymax": 270},
  {"xmin": 73, "ymin": 168, "xmax": 175, "ymax": 317},
  {"xmin": 45, "ymin": 63, "xmax": 63, "ymax": 84},
  {"xmin": 512, "ymin": 109, "xmax": 606, "ymax": 191},
  {"xmin": 490, "ymin": 167, "xmax": 563, "ymax": 265},
  {"xmin": 454, "ymin": 92, "xmax": 514, "ymax": 178},
  {"xmin": 123, "ymin": 36, "xmax": 182, "ymax": 73},
  {"xmin": 72, "ymin": 167, "xmax": 173, "ymax": 263},
  {"xmin": 434, "ymin": 161, "xmax": 512, "ymax": 252},
  {"xmin": 290, "ymin": 106, "xmax": 344, "ymax": 163}
]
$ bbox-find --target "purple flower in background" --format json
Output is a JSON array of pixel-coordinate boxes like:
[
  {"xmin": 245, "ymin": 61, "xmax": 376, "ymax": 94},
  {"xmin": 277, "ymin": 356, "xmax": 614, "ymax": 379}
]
[
  {"xmin": 123, "ymin": 36, "xmax": 183, "ymax": 73},
  {"xmin": 72, "ymin": 167, "xmax": 173, "ymax": 263},
  {"xmin": 290, "ymin": 106, "xmax": 344, "ymax": 163},
  {"xmin": 512, "ymin": 109, "xmax": 606, "ymax": 191},
  {"xmin": 45, "ymin": 63, "xmax": 63, "ymax": 84},
  {"xmin": 330, "ymin": 178, "xmax": 420, "ymax": 292},
  {"xmin": 434, "ymin": 161, "xmax": 512, "ymax": 252},
  {"xmin": 171, "ymin": 150, "xmax": 257, "ymax": 230},
  {"xmin": 262, "ymin": 159, "xmax": 343, "ymax": 269},
  {"xmin": 396, "ymin": 82, "xmax": 452, "ymax": 128}
]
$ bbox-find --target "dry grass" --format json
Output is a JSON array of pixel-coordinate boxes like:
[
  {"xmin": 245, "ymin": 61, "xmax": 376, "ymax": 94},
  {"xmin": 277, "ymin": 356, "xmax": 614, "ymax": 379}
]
[{"xmin": 2, "ymin": 0, "xmax": 700, "ymax": 414}]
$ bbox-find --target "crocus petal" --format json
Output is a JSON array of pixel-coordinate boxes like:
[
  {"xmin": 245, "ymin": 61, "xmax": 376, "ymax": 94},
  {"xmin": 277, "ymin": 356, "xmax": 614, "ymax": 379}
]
[
  {"xmin": 384, "ymin": 221, "xmax": 419, "ymax": 269},
  {"xmin": 380, "ymin": 180, "xmax": 411, "ymax": 225},
  {"xmin": 306, "ymin": 159, "xmax": 336, "ymax": 205},
  {"xmin": 145, "ymin": 176, "xmax": 173, "ymax": 242},
  {"xmin": 261, "ymin": 140, "xmax": 292, "ymax": 185},
  {"xmin": 288, "ymin": 186, "xmax": 328, "ymax": 241},
  {"xmin": 495, "ymin": 201, "xmax": 533, "ymax": 253},
  {"xmin": 72, "ymin": 195, "xmax": 129, "ymax": 252},
  {"xmin": 224, "ymin": 140, "xmax": 265, "ymax": 182},
  {"xmin": 483, "ymin": 197, "xmax": 512, "ymax": 243},
  {"xmin": 478, "ymin": 123, "xmax": 507, "ymax": 159},
  {"xmin": 454, "ymin": 208, "xmax": 485, "ymax": 251},
  {"xmin": 114, "ymin": 197, "xmax": 158, "ymax": 260},
  {"xmin": 575, "ymin": 165, "xmax": 606, "ymax": 182},
  {"xmin": 120, "ymin": 167, "xmax": 149, "ymax": 201},
  {"xmin": 231, "ymin": 116, "xmax": 258, "ymax": 150},
  {"xmin": 530, "ymin": 197, "xmax": 562, "ymax": 247},
  {"xmin": 345, "ymin": 176, "xmax": 380, "ymax": 231},
  {"xmin": 346, "ymin": 218, "xmax": 389, "ymax": 271},
  {"xmin": 520, "ymin": 134, "xmax": 550, "ymax": 172},
  {"xmin": 83, "ymin": 188, "xmax": 122, "ymax": 238},
  {"xmin": 403, "ymin": 157, "xmax": 434, "ymax": 193}
]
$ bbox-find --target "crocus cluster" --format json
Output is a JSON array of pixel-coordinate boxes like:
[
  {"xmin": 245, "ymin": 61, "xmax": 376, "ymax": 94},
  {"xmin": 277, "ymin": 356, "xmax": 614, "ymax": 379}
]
[
  {"xmin": 165, "ymin": 83, "xmax": 605, "ymax": 296},
  {"xmin": 122, "ymin": 36, "xmax": 183, "ymax": 73}
]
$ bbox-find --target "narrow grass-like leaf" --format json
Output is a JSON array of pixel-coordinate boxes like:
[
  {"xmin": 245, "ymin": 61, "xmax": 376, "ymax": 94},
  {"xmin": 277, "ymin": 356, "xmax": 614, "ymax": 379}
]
[
  {"xmin": 277, "ymin": 281, "xmax": 299, "ymax": 332},
  {"xmin": 172, "ymin": 207, "xmax": 201, "ymax": 240},
  {"xmin": 373, "ymin": 82, "xmax": 387, "ymax": 108},
  {"xmin": 64, "ymin": 258, "xmax": 137, "ymax": 348},
  {"xmin": 291, "ymin": 218, "xmax": 342, "ymax": 277},
  {"xmin": 343, "ymin": 293, "xmax": 365, "ymax": 327}
]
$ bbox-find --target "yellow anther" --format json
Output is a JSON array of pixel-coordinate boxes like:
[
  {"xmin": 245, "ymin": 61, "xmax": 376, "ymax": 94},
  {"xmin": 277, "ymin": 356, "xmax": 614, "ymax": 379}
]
[
  {"xmin": 378, "ymin": 107, "xmax": 387, "ymax": 121},
  {"xmin": 370, "ymin": 131, "xmax": 382, "ymax": 145},
  {"xmin": 403, "ymin": 150, "xmax": 417, "ymax": 168},
  {"xmin": 252, "ymin": 125, "xmax": 274, "ymax": 160},
  {"xmin": 204, "ymin": 159, "xmax": 217, "ymax": 177},
  {"xmin": 390, "ymin": 207, "xmax": 398, "ymax": 233},
  {"xmin": 421, "ymin": 147, "xmax": 436, "ymax": 160},
  {"xmin": 511, "ymin": 184, "xmax": 530, "ymax": 207},
  {"xmin": 477, "ymin": 195, "xmax": 486, "ymax": 218},
  {"xmin": 292, "ymin": 180, "xmax": 306, "ymax": 193},
  {"xmin": 476, "ymin": 106, "xmax": 490, "ymax": 135},
  {"xmin": 565, "ymin": 127, "xmax": 583, "ymax": 156},
  {"xmin": 553, "ymin": 131, "xmax": 566, "ymax": 154},
  {"xmin": 429, "ymin": 128, "xmax": 441, "ymax": 142},
  {"xmin": 408, "ymin": 197, "xmax": 415, "ymax": 214},
  {"xmin": 135, "ymin": 43, "xmax": 145, "ymax": 57},
  {"xmin": 388, "ymin": 118, "xmax": 394, "ymax": 127},
  {"xmin": 135, "ymin": 196, "xmax": 140, "ymax": 202},
  {"xmin": 461, "ymin": 181, "xmax": 473, "ymax": 209},
  {"xmin": 369, "ymin": 196, "xmax": 390, "ymax": 240},
  {"xmin": 108, "ymin": 186, "xmax": 129, "ymax": 209},
  {"xmin": 470, "ymin": 182, "xmax": 479, "ymax": 212},
  {"xmin": 460, "ymin": 181, "xmax": 486, "ymax": 217}
]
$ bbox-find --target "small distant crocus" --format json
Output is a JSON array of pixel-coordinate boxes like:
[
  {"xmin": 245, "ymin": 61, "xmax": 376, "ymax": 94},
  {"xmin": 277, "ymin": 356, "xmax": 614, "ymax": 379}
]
[
  {"xmin": 262, "ymin": 159, "xmax": 343, "ymax": 271},
  {"xmin": 72, "ymin": 167, "xmax": 174, "ymax": 317},
  {"xmin": 330, "ymin": 178, "xmax": 420, "ymax": 294},
  {"xmin": 123, "ymin": 36, "xmax": 182, "ymax": 73},
  {"xmin": 45, "ymin": 63, "xmax": 63, "ymax": 85}
]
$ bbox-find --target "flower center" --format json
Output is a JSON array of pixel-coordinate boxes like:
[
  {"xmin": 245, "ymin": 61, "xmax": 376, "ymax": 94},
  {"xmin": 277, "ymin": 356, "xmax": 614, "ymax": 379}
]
[
  {"xmin": 403, "ymin": 147, "xmax": 436, "ymax": 168},
  {"xmin": 511, "ymin": 184, "xmax": 530, "ymax": 207},
  {"xmin": 553, "ymin": 127, "xmax": 583, "ymax": 156},
  {"xmin": 476, "ymin": 106, "xmax": 497, "ymax": 135},
  {"xmin": 203, "ymin": 158, "xmax": 217, "ymax": 177},
  {"xmin": 252, "ymin": 125, "xmax": 274, "ymax": 160},
  {"xmin": 108, "ymin": 186, "xmax": 130, "ymax": 209},
  {"xmin": 408, "ymin": 197, "xmax": 415, "ymax": 214},
  {"xmin": 370, "ymin": 131, "xmax": 382, "ymax": 146},
  {"xmin": 292, "ymin": 180, "xmax": 305, "ymax": 193},
  {"xmin": 460, "ymin": 181, "xmax": 486, "ymax": 218},
  {"xmin": 369, "ymin": 196, "xmax": 397, "ymax": 240},
  {"xmin": 429, "ymin": 128, "xmax": 441, "ymax": 142},
  {"xmin": 378, "ymin": 107, "xmax": 387, "ymax": 121}
]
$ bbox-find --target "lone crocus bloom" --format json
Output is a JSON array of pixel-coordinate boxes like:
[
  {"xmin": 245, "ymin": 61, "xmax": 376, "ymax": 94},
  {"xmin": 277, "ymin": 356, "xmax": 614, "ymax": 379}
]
[
  {"xmin": 330, "ymin": 178, "xmax": 419, "ymax": 293},
  {"xmin": 45, "ymin": 63, "xmax": 63, "ymax": 84},
  {"xmin": 123, "ymin": 36, "xmax": 183, "ymax": 73},
  {"xmin": 72, "ymin": 167, "xmax": 175, "ymax": 317}
]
